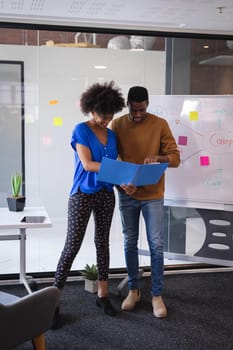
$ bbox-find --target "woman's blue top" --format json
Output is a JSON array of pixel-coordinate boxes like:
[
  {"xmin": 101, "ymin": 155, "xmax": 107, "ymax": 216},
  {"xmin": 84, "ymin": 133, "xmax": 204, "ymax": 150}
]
[{"xmin": 70, "ymin": 122, "xmax": 117, "ymax": 195}]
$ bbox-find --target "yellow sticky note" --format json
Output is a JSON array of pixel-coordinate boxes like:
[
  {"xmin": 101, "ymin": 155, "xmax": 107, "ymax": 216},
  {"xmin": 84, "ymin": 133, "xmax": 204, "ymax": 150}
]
[
  {"xmin": 53, "ymin": 117, "xmax": 63, "ymax": 126},
  {"xmin": 49, "ymin": 99, "xmax": 59, "ymax": 105},
  {"xmin": 189, "ymin": 111, "xmax": 198, "ymax": 121}
]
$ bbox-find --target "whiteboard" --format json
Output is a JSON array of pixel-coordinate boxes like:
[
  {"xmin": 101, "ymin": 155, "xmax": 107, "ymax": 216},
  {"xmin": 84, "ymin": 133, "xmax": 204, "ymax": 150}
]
[{"xmin": 149, "ymin": 95, "xmax": 233, "ymax": 207}]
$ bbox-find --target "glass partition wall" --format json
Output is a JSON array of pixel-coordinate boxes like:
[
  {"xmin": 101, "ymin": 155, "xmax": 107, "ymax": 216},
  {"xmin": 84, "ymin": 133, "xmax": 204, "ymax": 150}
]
[{"xmin": 0, "ymin": 27, "xmax": 233, "ymax": 277}]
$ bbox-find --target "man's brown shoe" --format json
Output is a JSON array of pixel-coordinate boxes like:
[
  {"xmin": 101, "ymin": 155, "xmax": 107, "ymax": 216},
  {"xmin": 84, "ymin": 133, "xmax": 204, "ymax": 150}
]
[
  {"xmin": 121, "ymin": 289, "xmax": 141, "ymax": 310},
  {"xmin": 152, "ymin": 296, "xmax": 167, "ymax": 318}
]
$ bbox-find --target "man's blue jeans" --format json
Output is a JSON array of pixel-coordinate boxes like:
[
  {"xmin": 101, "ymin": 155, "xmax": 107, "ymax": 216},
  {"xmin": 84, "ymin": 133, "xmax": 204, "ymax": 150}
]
[{"xmin": 118, "ymin": 192, "xmax": 164, "ymax": 296}]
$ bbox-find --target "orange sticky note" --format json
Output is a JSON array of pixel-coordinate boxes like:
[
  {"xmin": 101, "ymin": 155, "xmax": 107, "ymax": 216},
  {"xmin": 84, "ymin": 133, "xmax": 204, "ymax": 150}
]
[
  {"xmin": 189, "ymin": 111, "xmax": 198, "ymax": 121},
  {"xmin": 49, "ymin": 99, "xmax": 58, "ymax": 105},
  {"xmin": 53, "ymin": 117, "xmax": 63, "ymax": 126}
]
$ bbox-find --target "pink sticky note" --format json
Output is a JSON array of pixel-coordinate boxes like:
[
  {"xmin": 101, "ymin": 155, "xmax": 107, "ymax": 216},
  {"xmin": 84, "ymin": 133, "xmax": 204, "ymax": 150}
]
[
  {"xmin": 200, "ymin": 156, "xmax": 209, "ymax": 166},
  {"xmin": 42, "ymin": 136, "xmax": 52, "ymax": 145},
  {"xmin": 178, "ymin": 136, "xmax": 187, "ymax": 146}
]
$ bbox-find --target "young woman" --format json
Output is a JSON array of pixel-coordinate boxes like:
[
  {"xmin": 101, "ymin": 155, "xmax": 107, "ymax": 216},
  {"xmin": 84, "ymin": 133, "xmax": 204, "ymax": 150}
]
[{"xmin": 53, "ymin": 81, "xmax": 125, "ymax": 325}]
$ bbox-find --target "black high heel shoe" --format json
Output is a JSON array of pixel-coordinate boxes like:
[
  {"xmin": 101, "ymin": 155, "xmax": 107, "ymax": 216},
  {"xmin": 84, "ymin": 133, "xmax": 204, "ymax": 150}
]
[{"xmin": 96, "ymin": 296, "xmax": 117, "ymax": 316}]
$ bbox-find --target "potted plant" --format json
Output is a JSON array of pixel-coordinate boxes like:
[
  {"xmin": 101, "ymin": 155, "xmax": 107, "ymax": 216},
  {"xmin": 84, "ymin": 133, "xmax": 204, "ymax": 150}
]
[
  {"xmin": 7, "ymin": 173, "xmax": 26, "ymax": 212},
  {"xmin": 81, "ymin": 264, "xmax": 98, "ymax": 293}
]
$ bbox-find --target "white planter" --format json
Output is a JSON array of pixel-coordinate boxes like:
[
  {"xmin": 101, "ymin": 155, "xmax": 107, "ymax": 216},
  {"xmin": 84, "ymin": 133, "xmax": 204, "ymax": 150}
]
[{"xmin": 84, "ymin": 279, "xmax": 98, "ymax": 293}]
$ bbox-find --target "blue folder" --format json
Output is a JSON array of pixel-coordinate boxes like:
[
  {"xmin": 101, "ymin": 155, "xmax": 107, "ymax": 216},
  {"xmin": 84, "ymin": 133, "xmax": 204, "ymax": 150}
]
[{"xmin": 97, "ymin": 157, "xmax": 168, "ymax": 186}]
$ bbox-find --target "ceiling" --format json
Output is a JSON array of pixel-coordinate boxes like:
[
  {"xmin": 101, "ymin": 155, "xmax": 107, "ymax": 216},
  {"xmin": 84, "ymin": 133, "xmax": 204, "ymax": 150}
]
[{"xmin": 0, "ymin": 0, "xmax": 233, "ymax": 36}]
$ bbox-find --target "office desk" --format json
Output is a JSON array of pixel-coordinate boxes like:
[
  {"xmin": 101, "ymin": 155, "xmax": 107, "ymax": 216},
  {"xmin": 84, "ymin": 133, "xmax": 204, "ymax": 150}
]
[{"xmin": 0, "ymin": 207, "xmax": 52, "ymax": 293}]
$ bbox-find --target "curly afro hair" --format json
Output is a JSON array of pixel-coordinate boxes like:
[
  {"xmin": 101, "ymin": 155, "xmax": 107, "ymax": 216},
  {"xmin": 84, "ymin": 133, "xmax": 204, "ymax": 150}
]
[{"xmin": 80, "ymin": 81, "xmax": 125, "ymax": 117}]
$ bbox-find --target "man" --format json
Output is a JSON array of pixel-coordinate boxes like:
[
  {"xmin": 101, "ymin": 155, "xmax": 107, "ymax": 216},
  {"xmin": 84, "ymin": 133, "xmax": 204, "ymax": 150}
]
[{"xmin": 111, "ymin": 86, "xmax": 180, "ymax": 318}]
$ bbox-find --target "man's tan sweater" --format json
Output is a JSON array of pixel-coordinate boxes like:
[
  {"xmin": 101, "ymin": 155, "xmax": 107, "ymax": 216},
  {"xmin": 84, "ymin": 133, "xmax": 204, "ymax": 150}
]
[{"xmin": 111, "ymin": 113, "xmax": 180, "ymax": 200}]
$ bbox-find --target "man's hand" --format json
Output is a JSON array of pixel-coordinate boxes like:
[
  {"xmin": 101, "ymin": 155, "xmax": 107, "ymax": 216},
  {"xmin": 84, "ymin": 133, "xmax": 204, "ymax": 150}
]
[
  {"xmin": 120, "ymin": 184, "xmax": 137, "ymax": 195},
  {"xmin": 144, "ymin": 155, "xmax": 160, "ymax": 164},
  {"xmin": 144, "ymin": 155, "xmax": 169, "ymax": 164}
]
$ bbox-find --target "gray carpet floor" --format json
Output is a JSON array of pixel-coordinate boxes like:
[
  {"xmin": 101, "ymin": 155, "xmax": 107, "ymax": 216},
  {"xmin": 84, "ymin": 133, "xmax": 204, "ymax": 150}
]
[{"xmin": 1, "ymin": 271, "xmax": 233, "ymax": 350}]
